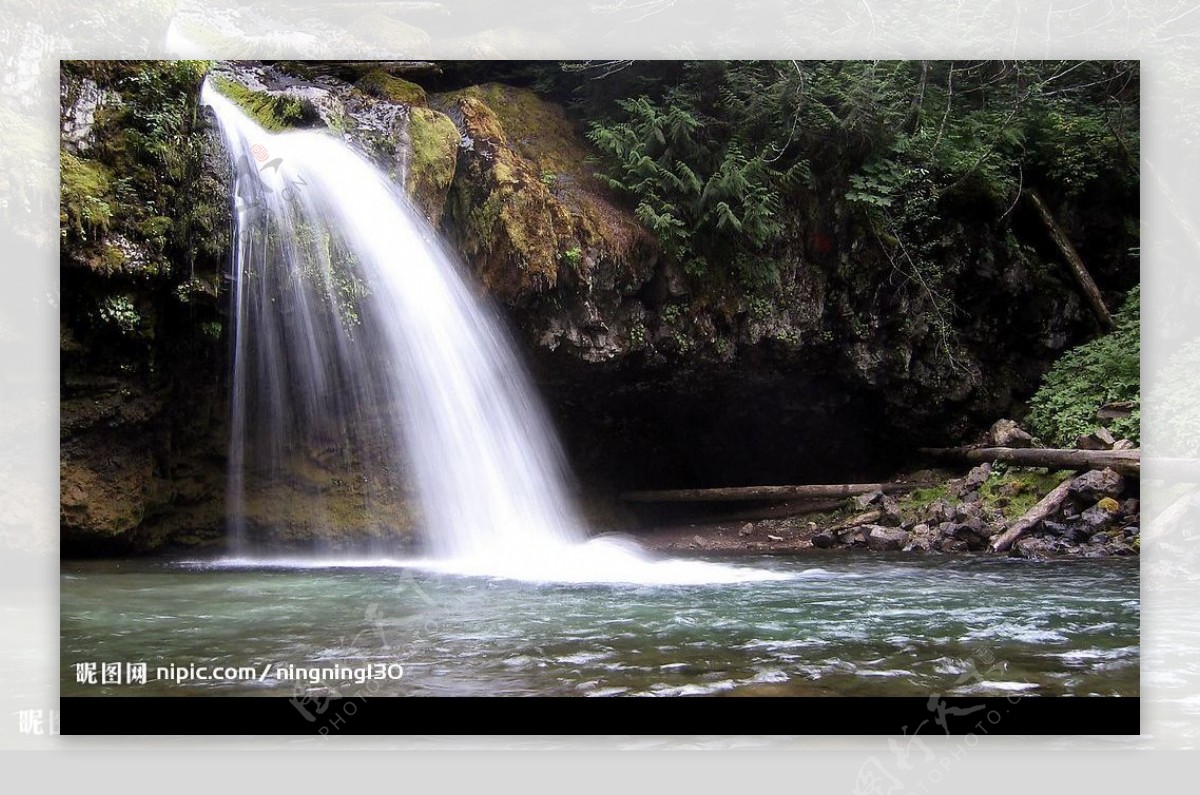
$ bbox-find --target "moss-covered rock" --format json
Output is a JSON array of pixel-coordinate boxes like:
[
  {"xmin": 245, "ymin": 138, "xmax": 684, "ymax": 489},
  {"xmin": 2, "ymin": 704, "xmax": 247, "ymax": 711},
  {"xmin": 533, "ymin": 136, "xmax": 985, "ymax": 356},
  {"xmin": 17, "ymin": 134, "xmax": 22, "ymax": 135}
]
[
  {"xmin": 60, "ymin": 60, "xmax": 233, "ymax": 554},
  {"xmin": 405, "ymin": 107, "xmax": 458, "ymax": 223},
  {"xmin": 59, "ymin": 152, "xmax": 115, "ymax": 239},
  {"xmin": 358, "ymin": 69, "xmax": 427, "ymax": 106},
  {"xmin": 209, "ymin": 76, "xmax": 311, "ymax": 131},
  {"xmin": 439, "ymin": 84, "xmax": 655, "ymax": 315}
]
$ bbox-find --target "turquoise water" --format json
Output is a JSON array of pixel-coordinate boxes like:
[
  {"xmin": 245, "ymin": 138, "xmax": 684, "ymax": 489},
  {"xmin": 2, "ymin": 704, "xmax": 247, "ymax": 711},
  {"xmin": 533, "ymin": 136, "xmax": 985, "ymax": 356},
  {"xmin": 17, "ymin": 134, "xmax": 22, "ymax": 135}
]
[{"xmin": 60, "ymin": 554, "xmax": 1138, "ymax": 697}]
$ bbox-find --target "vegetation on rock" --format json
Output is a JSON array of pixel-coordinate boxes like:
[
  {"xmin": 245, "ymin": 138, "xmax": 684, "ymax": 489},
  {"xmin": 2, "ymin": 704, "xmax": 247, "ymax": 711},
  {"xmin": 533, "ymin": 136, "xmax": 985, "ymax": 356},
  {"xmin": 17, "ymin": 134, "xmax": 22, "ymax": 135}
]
[
  {"xmin": 210, "ymin": 76, "xmax": 309, "ymax": 131},
  {"xmin": 404, "ymin": 107, "xmax": 459, "ymax": 223},
  {"xmin": 1026, "ymin": 286, "xmax": 1140, "ymax": 446},
  {"xmin": 439, "ymin": 84, "xmax": 653, "ymax": 307},
  {"xmin": 358, "ymin": 69, "xmax": 427, "ymax": 105},
  {"xmin": 57, "ymin": 59, "xmax": 1141, "ymax": 554}
]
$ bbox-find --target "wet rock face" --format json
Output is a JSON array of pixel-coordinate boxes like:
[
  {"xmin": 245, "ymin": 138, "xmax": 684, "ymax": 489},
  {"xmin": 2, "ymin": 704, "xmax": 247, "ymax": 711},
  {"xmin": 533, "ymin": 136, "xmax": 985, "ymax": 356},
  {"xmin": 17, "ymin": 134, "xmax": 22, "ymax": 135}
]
[
  {"xmin": 198, "ymin": 62, "xmax": 1115, "ymax": 496},
  {"xmin": 59, "ymin": 62, "xmax": 235, "ymax": 554},
  {"xmin": 59, "ymin": 61, "xmax": 1136, "ymax": 553},
  {"xmin": 60, "ymin": 77, "xmax": 111, "ymax": 153}
]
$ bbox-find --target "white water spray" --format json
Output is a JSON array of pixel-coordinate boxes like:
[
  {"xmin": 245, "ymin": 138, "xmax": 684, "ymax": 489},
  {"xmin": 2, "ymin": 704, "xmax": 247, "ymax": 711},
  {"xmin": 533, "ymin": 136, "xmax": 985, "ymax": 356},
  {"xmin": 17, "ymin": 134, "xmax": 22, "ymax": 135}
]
[{"xmin": 203, "ymin": 80, "xmax": 784, "ymax": 585}]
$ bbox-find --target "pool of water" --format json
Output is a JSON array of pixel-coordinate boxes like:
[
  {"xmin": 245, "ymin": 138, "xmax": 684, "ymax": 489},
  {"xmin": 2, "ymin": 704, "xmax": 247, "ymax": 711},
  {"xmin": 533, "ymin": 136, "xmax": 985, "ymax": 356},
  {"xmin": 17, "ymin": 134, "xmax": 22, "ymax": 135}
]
[{"xmin": 60, "ymin": 553, "xmax": 1139, "ymax": 697}]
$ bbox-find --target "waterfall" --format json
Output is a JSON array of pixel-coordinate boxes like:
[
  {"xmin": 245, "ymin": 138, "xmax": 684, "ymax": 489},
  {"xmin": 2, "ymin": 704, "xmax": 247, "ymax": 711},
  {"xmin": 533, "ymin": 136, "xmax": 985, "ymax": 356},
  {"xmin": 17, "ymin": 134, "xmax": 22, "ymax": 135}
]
[{"xmin": 203, "ymin": 80, "xmax": 783, "ymax": 585}]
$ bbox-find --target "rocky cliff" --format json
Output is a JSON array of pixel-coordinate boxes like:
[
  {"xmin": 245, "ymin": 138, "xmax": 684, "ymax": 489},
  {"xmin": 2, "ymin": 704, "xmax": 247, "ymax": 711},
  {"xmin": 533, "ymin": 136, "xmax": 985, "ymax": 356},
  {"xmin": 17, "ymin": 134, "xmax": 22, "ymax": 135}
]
[{"xmin": 59, "ymin": 61, "xmax": 1139, "ymax": 553}]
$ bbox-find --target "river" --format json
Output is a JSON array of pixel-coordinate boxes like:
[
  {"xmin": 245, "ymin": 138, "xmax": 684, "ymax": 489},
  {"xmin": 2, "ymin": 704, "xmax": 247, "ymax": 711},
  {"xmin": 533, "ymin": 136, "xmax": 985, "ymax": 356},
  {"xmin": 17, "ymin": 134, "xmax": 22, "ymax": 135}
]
[{"xmin": 61, "ymin": 553, "xmax": 1138, "ymax": 698}]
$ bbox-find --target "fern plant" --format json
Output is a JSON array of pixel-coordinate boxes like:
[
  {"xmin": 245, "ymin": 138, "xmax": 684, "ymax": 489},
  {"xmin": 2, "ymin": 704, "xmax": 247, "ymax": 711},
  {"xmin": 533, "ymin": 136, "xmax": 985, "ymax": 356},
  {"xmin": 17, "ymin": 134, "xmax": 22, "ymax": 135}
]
[{"xmin": 587, "ymin": 79, "xmax": 788, "ymax": 287}]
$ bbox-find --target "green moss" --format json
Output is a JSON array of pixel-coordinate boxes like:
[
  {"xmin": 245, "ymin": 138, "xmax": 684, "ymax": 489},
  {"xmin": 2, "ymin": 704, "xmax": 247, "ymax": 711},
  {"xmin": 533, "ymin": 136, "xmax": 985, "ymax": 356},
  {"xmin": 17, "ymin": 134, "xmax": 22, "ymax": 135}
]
[
  {"xmin": 136, "ymin": 215, "xmax": 172, "ymax": 246},
  {"xmin": 440, "ymin": 85, "xmax": 653, "ymax": 303},
  {"xmin": 447, "ymin": 84, "xmax": 582, "ymax": 178},
  {"xmin": 561, "ymin": 246, "xmax": 583, "ymax": 268},
  {"xmin": 894, "ymin": 484, "xmax": 950, "ymax": 523},
  {"xmin": 978, "ymin": 468, "xmax": 1075, "ymax": 519},
  {"xmin": 95, "ymin": 244, "xmax": 127, "ymax": 274},
  {"xmin": 60, "ymin": 152, "xmax": 114, "ymax": 239},
  {"xmin": 209, "ymin": 77, "xmax": 308, "ymax": 132},
  {"xmin": 358, "ymin": 70, "xmax": 427, "ymax": 106},
  {"xmin": 405, "ymin": 107, "xmax": 459, "ymax": 221}
]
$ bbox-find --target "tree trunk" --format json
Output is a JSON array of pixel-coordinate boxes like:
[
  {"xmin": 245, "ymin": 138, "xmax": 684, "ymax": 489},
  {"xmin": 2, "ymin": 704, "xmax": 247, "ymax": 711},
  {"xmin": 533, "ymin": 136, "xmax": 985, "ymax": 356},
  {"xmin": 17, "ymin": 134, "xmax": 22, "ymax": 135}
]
[
  {"xmin": 991, "ymin": 478, "xmax": 1074, "ymax": 552},
  {"xmin": 1026, "ymin": 188, "xmax": 1116, "ymax": 330},
  {"xmin": 918, "ymin": 446, "xmax": 1139, "ymax": 475},
  {"xmin": 697, "ymin": 499, "xmax": 851, "ymax": 523},
  {"xmin": 619, "ymin": 482, "xmax": 914, "ymax": 503}
]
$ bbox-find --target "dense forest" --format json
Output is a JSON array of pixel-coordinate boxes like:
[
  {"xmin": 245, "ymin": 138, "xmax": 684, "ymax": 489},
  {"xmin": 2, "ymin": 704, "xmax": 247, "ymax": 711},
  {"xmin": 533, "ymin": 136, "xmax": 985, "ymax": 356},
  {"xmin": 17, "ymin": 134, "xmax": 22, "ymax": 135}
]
[{"xmin": 59, "ymin": 60, "xmax": 1139, "ymax": 555}]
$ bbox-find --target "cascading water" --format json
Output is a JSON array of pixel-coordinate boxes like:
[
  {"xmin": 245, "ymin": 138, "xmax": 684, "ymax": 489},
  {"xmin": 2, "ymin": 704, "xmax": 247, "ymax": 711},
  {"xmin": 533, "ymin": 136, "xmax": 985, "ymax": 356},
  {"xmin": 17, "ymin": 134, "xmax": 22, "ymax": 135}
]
[{"xmin": 203, "ymin": 79, "xmax": 783, "ymax": 585}]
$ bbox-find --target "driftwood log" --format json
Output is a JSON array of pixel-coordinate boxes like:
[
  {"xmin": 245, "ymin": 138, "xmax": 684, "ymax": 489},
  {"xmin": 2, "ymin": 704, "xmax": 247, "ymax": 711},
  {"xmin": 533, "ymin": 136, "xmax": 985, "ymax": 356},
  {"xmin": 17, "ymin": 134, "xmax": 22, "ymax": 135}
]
[
  {"xmin": 699, "ymin": 499, "xmax": 851, "ymax": 522},
  {"xmin": 619, "ymin": 482, "xmax": 914, "ymax": 503},
  {"xmin": 918, "ymin": 446, "xmax": 1139, "ymax": 476},
  {"xmin": 1027, "ymin": 189, "xmax": 1115, "ymax": 330},
  {"xmin": 990, "ymin": 478, "xmax": 1075, "ymax": 553}
]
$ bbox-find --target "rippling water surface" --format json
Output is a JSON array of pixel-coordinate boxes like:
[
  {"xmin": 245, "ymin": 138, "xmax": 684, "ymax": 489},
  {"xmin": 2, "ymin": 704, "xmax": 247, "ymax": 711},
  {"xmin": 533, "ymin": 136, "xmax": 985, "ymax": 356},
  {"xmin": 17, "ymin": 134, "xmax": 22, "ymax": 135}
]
[{"xmin": 61, "ymin": 554, "xmax": 1138, "ymax": 697}]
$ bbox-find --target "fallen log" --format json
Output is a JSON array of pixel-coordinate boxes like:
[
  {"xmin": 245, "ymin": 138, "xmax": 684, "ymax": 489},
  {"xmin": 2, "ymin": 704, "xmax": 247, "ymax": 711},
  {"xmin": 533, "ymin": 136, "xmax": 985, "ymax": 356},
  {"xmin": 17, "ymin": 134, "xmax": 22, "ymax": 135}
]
[
  {"xmin": 620, "ymin": 482, "xmax": 913, "ymax": 503},
  {"xmin": 918, "ymin": 446, "xmax": 1139, "ymax": 476},
  {"xmin": 1027, "ymin": 189, "xmax": 1115, "ymax": 331},
  {"xmin": 991, "ymin": 478, "xmax": 1074, "ymax": 553},
  {"xmin": 698, "ymin": 499, "xmax": 850, "ymax": 523}
]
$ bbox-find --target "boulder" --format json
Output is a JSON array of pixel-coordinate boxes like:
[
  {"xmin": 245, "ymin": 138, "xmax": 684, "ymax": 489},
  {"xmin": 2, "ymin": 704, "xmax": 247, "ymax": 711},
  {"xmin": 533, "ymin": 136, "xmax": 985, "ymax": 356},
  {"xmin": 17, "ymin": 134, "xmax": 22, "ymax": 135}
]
[
  {"xmin": 866, "ymin": 525, "xmax": 909, "ymax": 551},
  {"xmin": 1080, "ymin": 504, "xmax": 1116, "ymax": 534},
  {"xmin": 854, "ymin": 490, "xmax": 885, "ymax": 509},
  {"xmin": 837, "ymin": 527, "xmax": 869, "ymax": 547},
  {"xmin": 1041, "ymin": 520, "xmax": 1069, "ymax": 537},
  {"xmin": 924, "ymin": 499, "xmax": 956, "ymax": 525},
  {"xmin": 989, "ymin": 418, "xmax": 1034, "ymax": 448},
  {"xmin": 1069, "ymin": 468, "xmax": 1125, "ymax": 502},
  {"xmin": 738, "ymin": 522, "xmax": 754, "ymax": 537},
  {"xmin": 1075, "ymin": 427, "xmax": 1116, "ymax": 450},
  {"xmin": 878, "ymin": 499, "xmax": 904, "ymax": 527},
  {"xmin": 1015, "ymin": 536, "xmax": 1062, "ymax": 559},
  {"xmin": 944, "ymin": 521, "xmax": 987, "ymax": 550},
  {"xmin": 964, "ymin": 462, "xmax": 992, "ymax": 490},
  {"xmin": 1112, "ymin": 439, "xmax": 1137, "ymax": 450},
  {"xmin": 955, "ymin": 502, "xmax": 983, "ymax": 522},
  {"xmin": 811, "ymin": 530, "xmax": 835, "ymax": 549},
  {"xmin": 904, "ymin": 523, "xmax": 936, "ymax": 553}
]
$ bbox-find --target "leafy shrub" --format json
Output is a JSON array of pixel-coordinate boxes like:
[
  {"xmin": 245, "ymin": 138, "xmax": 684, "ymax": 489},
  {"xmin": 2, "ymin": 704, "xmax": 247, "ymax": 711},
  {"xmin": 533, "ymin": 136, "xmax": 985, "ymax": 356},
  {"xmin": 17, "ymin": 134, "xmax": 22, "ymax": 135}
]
[
  {"xmin": 585, "ymin": 63, "xmax": 802, "ymax": 288},
  {"xmin": 96, "ymin": 294, "xmax": 142, "ymax": 335},
  {"xmin": 1026, "ymin": 287, "xmax": 1140, "ymax": 445}
]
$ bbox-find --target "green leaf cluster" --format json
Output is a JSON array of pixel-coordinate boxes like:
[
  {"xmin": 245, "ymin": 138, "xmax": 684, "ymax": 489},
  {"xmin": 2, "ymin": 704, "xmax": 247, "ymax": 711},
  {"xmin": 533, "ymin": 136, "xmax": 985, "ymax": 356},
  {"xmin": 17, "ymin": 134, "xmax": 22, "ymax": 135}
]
[
  {"xmin": 584, "ymin": 62, "xmax": 804, "ymax": 288},
  {"xmin": 1026, "ymin": 287, "xmax": 1140, "ymax": 446},
  {"xmin": 574, "ymin": 60, "xmax": 1138, "ymax": 300}
]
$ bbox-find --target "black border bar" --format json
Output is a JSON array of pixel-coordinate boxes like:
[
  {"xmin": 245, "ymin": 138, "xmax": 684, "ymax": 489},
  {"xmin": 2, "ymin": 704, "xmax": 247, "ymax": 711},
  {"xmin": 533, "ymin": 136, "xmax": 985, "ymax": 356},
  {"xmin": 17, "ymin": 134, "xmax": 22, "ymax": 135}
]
[{"xmin": 61, "ymin": 696, "xmax": 1140, "ymax": 735}]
